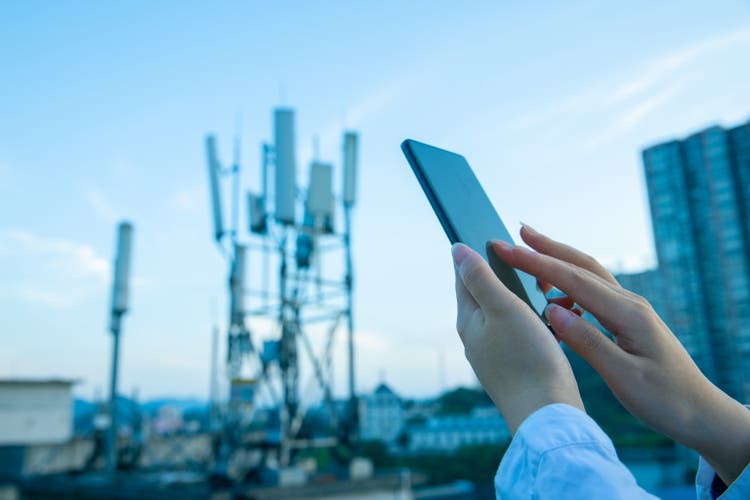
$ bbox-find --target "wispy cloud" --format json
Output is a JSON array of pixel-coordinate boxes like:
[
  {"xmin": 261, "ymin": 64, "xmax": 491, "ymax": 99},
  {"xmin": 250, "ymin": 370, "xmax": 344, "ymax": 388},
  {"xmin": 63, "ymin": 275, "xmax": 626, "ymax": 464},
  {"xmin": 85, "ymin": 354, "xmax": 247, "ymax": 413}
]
[
  {"xmin": 1, "ymin": 229, "xmax": 111, "ymax": 308},
  {"xmin": 583, "ymin": 83, "xmax": 683, "ymax": 152},
  {"xmin": 502, "ymin": 27, "xmax": 750, "ymax": 149},
  {"xmin": 82, "ymin": 184, "xmax": 117, "ymax": 224},
  {"xmin": 298, "ymin": 69, "xmax": 432, "ymax": 165},
  {"xmin": 169, "ymin": 187, "xmax": 202, "ymax": 215},
  {"xmin": 607, "ymin": 28, "xmax": 750, "ymax": 106},
  {"xmin": 16, "ymin": 285, "xmax": 81, "ymax": 308},
  {"xmin": 345, "ymin": 71, "xmax": 428, "ymax": 129},
  {"xmin": 2, "ymin": 229, "xmax": 110, "ymax": 280}
]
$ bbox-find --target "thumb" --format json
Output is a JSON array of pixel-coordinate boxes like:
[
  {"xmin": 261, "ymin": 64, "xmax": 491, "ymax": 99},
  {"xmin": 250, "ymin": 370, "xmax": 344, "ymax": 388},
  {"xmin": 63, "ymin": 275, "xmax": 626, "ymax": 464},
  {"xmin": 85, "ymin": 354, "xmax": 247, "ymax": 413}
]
[
  {"xmin": 452, "ymin": 243, "xmax": 506, "ymax": 311},
  {"xmin": 546, "ymin": 304, "xmax": 626, "ymax": 379}
]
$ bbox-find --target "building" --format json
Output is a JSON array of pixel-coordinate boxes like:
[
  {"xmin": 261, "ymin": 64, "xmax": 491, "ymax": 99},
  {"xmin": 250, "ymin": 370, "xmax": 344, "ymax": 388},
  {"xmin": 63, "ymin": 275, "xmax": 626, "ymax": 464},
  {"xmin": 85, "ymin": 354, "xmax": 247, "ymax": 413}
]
[
  {"xmin": 407, "ymin": 406, "xmax": 510, "ymax": 454},
  {"xmin": 614, "ymin": 269, "xmax": 666, "ymax": 321},
  {"xmin": 0, "ymin": 379, "xmax": 75, "ymax": 446},
  {"xmin": 0, "ymin": 379, "xmax": 85, "ymax": 480},
  {"xmin": 358, "ymin": 383, "xmax": 404, "ymax": 443},
  {"xmin": 642, "ymin": 119, "xmax": 750, "ymax": 400}
]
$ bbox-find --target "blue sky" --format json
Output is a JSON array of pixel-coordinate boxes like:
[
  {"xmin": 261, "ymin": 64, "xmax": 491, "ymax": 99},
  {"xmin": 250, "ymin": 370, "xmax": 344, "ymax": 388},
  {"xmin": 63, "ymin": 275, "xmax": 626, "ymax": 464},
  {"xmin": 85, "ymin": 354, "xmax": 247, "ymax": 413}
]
[{"xmin": 1, "ymin": 1, "xmax": 749, "ymax": 402}]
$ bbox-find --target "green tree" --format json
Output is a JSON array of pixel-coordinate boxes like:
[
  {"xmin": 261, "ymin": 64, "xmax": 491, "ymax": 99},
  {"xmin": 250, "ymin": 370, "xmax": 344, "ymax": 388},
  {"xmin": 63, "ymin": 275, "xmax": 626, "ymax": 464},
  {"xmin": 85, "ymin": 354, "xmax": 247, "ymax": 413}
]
[{"xmin": 436, "ymin": 387, "xmax": 492, "ymax": 415}]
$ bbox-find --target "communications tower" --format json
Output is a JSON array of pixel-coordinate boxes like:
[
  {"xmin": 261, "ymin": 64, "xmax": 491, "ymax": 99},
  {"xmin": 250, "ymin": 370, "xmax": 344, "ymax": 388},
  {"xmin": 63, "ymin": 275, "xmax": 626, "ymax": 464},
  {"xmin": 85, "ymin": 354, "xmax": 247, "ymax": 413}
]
[{"xmin": 205, "ymin": 108, "xmax": 359, "ymax": 471}]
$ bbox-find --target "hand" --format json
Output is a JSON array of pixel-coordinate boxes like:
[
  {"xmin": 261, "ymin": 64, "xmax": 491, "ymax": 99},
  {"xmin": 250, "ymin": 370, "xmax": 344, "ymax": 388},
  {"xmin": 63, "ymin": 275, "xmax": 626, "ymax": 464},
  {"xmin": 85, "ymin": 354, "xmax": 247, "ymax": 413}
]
[
  {"xmin": 451, "ymin": 242, "xmax": 584, "ymax": 434},
  {"xmin": 491, "ymin": 225, "xmax": 750, "ymax": 485}
]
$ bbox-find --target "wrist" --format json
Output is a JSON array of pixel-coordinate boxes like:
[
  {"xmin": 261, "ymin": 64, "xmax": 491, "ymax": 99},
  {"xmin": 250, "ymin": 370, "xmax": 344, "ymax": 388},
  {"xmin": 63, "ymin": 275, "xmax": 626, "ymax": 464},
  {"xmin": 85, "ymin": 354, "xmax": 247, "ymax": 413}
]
[
  {"xmin": 493, "ymin": 384, "xmax": 584, "ymax": 435},
  {"xmin": 690, "ymin": 386, "xmax": 750, "ymax": 485}
]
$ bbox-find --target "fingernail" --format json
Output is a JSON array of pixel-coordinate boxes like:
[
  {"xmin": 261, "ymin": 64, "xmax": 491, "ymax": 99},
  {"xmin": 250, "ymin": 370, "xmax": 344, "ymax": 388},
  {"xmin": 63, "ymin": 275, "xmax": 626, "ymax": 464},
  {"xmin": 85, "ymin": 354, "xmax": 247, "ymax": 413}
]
[
  {"xmin": 491, "ymin": 240, "xmax": 512, "ymax": 252},
  {"xmin": 451, "ymin": 243, "xmax": 470, "ymax": 267},
  {"xmin": 520, "ymin": 222, "xmax": 539, "ymax": 236},
  {"xmin": 545, "ymin": 303, "xmax": 577, "ymax": 330}
]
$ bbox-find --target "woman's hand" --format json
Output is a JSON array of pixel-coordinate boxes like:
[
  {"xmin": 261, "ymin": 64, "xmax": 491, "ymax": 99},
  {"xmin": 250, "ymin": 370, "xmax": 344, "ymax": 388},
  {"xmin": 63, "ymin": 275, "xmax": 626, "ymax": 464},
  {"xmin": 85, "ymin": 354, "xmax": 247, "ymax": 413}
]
[
  {"xmin": 451, "ymin": 242, "xmax": 584, "ymax": 434},
  {"xmin": 491, "ymin": 225, "xmax": 750, "ymax": 485}
]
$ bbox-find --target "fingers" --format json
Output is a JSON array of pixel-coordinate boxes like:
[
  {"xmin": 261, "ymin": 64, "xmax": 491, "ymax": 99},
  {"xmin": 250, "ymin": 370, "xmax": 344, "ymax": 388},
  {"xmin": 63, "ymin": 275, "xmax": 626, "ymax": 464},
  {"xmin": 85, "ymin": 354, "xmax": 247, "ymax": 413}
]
[
  {"xmin": 520, "ymin": 224, "xmax": 618, "ymax": 286},
  {"xmin": 452, "ymin": 243, "xmax": 511, "ymax": 312},
  {"xmin": 492, "ymin": 241, "xmax": 633, "ymax": 328},
  {"xmin": 538, "ymin": 279, "xmax": 576, "ymax": 309},
  {"xmin": 545, "ymin": 304, "xmax": 627, "ymax": 379}
]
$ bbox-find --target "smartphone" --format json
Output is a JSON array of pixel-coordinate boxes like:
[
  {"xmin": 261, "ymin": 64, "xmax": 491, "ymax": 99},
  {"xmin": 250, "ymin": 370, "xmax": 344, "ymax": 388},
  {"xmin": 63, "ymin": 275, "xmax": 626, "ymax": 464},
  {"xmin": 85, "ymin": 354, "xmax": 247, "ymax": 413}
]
[{"xmin": 401, "ymin": 139, "xmax": 548, "ymax": 319}]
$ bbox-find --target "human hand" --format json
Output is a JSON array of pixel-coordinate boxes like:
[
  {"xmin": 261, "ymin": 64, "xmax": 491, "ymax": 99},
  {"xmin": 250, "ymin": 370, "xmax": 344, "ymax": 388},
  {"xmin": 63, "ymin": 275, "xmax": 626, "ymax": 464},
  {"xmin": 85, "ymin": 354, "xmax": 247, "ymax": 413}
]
[
  {"xmin": 451, "ymin": 242, "xmax": 584, "ymax": 434},
  {"xmin": 491, "ymin": 225, "xmax": 750, "ymax": 485}
]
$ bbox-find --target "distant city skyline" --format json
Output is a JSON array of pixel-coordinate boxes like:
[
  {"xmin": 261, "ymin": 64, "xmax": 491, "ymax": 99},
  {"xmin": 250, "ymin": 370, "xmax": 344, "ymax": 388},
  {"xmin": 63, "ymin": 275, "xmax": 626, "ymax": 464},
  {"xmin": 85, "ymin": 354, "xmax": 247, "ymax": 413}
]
[
  {"xmin": 643, "ymin": 118, "xmax": 750, "ymax": 401},
  {"xmin": 1, "ymin": 1, "xmax": 750, "ymax": 400}
]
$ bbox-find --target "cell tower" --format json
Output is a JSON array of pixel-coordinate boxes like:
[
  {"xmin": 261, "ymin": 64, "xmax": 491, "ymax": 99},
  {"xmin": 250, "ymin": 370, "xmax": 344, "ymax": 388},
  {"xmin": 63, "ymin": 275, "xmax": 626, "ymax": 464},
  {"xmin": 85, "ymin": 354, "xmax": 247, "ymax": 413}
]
[
  {"xmin": 106, "ymin": 221, "xmax": 134, "ymax": 474},
  {"xmin": 205, "ymin": 107, "xmax": 359, "ymax": 473}
]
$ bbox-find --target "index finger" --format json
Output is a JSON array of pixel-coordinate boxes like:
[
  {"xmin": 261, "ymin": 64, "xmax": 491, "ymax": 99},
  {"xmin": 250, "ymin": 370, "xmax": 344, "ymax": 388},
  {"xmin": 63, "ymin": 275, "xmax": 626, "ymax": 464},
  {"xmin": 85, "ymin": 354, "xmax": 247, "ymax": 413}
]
[
  {"xmin": 491, "ymin": 242, "xmax": 635, "ymax": 332},
  {"xmin": 520, "ymin": 224, "xmax": 618, "ymax": 286}
]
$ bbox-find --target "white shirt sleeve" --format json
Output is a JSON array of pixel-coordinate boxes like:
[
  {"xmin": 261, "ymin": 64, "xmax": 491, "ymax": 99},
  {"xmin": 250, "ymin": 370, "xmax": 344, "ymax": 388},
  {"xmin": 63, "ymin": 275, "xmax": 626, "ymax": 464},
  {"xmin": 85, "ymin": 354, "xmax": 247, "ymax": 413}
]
[
  {"xmin": 696, "ymin": 454, "xmax": 750, "ymax": 500},
  {"xmin": 494, "ymin": 403, "xmax": 657, "ymax": 499}
]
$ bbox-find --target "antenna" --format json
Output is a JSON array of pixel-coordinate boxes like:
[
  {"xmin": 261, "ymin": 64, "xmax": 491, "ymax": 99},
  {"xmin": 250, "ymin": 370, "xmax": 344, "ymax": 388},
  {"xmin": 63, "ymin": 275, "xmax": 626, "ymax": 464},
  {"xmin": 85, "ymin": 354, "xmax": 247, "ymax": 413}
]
[
  {"xmin": 274, "ymin": 108, "xmax": 297, "ymax": 225},
  {"xmin": 107, "ymin": 221, "xmax": 134, "ymax": 476},
  {"xmin": 110, "ymin": 222, "xmax": 133, "ymax": 319},
  {"xmin": 247, "ymin": 192, "xmax": 267, "ymax": 234},
  {"xmin": 205, "ymin": 135, "xmax": 225, "ymax": 241},
  {"xmin": 230, "ymin": 243, "xmax": 247, "ymax": 325},
  {"xmin": 343, "ymin": 132, "xmax": 358, "ymax": 207},
  {"xmin": 306, "ymin": 162, "xmax": 334, "ymax": 233}
]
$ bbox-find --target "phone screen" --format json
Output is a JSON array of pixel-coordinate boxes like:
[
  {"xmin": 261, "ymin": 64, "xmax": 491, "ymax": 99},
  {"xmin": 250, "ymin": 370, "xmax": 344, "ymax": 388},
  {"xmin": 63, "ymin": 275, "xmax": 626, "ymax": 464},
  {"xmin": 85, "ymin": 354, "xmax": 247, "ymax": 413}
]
[{"xmin": 401, "ymin": 139, "xmax": 548, "ymax": 318}]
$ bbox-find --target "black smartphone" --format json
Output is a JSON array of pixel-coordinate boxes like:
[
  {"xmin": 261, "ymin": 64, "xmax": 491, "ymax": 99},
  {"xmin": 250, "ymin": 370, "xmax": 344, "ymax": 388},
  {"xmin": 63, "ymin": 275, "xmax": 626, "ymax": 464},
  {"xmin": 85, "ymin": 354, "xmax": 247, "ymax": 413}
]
[{"xmin": 401, "ymin": 139, "xmax": 548, "ymax": 318}]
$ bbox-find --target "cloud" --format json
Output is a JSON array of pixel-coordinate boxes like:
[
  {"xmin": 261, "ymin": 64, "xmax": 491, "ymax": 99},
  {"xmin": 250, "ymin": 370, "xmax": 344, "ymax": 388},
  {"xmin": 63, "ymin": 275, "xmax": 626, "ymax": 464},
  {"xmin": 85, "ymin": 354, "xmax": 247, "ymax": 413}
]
[
  {"xmin": 169, "ymin": 187, "xmax": 202, "ymax": 215},
  {"xmin": 2, "ymin": 229, "xmax": 110, "ymax": 280},
  {"xmin": 504, "ymin": 88, "xmax": 598, "ymax": 133},
  {"xmin": 607, "ymin": 28, "xmax": 750, "ymax": 106},
  {"xmin": 345, "ymin": 71, "xmax": 428, "ymax": 129},
  {"xmin": 82, "ymin": 184, "xmax": 117, "ymax": 224},
  {"xmin": 298, "ymin": 69, "xmax": 432, "ymax": 165},
  {"xmin": 1, "ymin": 229, "xmax": 111, "ymax": 308},
  {"xmin": 583, "ymin": 83, "xmax": 682, "ymax": 152},
  {"xmin": 501, "ymin": 27, "xmax": 750, "ymax": 145},
  {"xmin": 16, "ymin": 285, "xmax": 80, "ymax": 308}
]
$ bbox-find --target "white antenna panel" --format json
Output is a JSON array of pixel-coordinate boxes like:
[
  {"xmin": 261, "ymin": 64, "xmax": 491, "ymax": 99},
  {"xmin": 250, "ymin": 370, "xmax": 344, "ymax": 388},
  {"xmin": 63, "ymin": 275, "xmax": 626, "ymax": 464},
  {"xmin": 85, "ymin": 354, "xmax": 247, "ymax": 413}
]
[
  {"xmin": 343, "ymin": 132, "xmax": 358, "ymax": 206},
  {"xmin": 274, "ymin": 108, "xmax": 297, "ymax": 224},
  {"xmin": 247, "ymin": 192, "xmax": 267, "ymax": 234},
  {"xmin": 307, "ymin": 162, "xmax": 334, "ymax": 218},
  {"xmin": 205, "ymin": 135, "xmax": 224, "ymax": 241},
  {"xmin": 111, "ymin": 222, "xmax": 134, "ymax": 315},
  {"xmin": 230, "ymin": 243, "xmax": 247, "ymax": 320}
]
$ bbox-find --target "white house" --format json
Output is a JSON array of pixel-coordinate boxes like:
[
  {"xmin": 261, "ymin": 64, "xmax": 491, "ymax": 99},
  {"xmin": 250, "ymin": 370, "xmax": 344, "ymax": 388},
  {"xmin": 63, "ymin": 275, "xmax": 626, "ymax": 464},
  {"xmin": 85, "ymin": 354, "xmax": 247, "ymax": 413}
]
[
  {"xmin": 0, "ymin": 379, "xmax": 75, "ymax": 445},
  {"xmin": 358, "ymin": 383, "xmax": 404, "ymax": 443}
]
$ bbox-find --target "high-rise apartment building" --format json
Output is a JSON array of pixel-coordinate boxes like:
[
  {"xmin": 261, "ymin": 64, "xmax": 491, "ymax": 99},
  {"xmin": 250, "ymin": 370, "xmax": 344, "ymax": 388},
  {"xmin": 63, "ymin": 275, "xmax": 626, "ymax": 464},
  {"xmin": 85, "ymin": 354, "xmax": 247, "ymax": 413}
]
[
  {"xmin": 614, "ymin": 269, "xmax": 666, "ymax": 322},
  {"xmin": 642, "ymin": 119, "xmax": 750, "ymax": 401}
]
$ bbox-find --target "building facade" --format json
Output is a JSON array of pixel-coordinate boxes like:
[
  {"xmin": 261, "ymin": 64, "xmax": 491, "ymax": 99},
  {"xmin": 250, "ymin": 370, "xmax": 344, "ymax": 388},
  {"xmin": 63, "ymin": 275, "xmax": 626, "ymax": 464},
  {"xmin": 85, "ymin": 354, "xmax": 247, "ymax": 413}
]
[
  {"xmin": 0, "ymin": 379, "xmax": 75, "ymax": 446},
  {"xmin": 407, "ymin": 406, "xmax": 510, "ymax": 454},
  {"xmin": 358, "ymin": 383, "xmax": 404, "ymax": 443},
  {"xmin": 614, "ymin": 269, "xmax": 666, "ymax": 321},
  {"xmin": 642, "ymin": 119, "xmax": 750, "ymax": 401}
]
